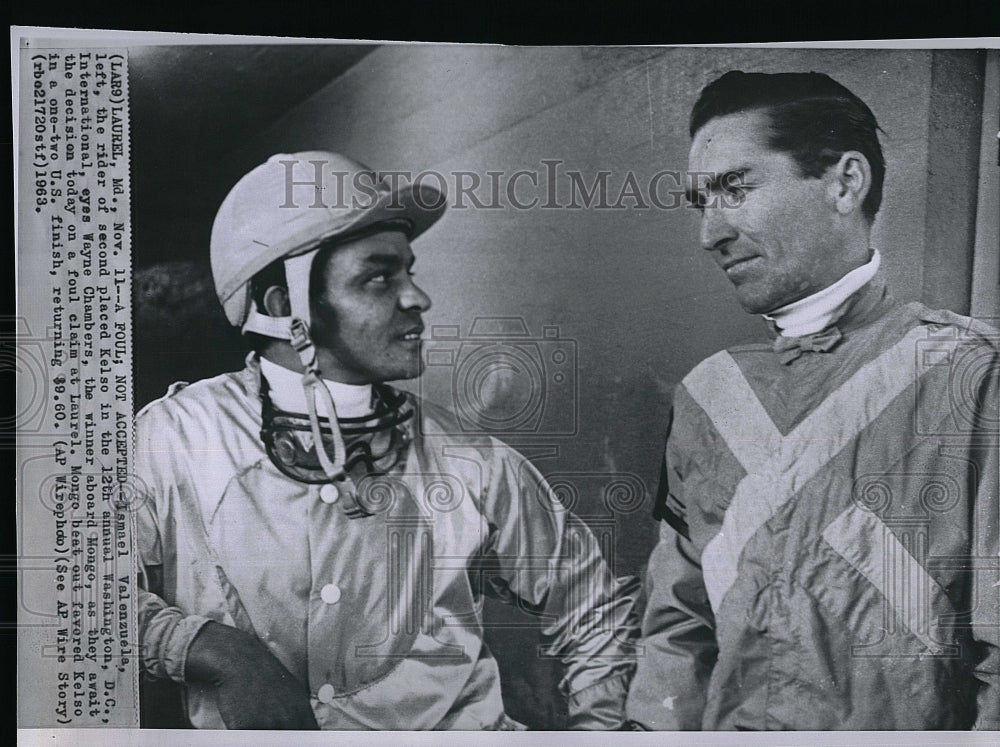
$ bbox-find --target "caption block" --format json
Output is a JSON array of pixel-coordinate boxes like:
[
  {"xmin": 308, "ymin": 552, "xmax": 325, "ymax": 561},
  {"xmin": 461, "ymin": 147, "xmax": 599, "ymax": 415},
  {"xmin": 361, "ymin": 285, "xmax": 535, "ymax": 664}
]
[{"xmin": 18, "ymin": 47, "xmax": 138, "ymax": 728}]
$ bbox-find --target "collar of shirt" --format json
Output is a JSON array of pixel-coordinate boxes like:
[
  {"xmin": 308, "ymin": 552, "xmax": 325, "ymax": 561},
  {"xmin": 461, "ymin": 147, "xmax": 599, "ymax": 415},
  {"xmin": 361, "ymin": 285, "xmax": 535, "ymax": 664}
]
[
  {"xmin": 764, "ymin": 249, "xmax": 882, "ymax": 338},
  {"xmin": 259, "ymin": 356, "xmax": 374, "ymax": 418}
]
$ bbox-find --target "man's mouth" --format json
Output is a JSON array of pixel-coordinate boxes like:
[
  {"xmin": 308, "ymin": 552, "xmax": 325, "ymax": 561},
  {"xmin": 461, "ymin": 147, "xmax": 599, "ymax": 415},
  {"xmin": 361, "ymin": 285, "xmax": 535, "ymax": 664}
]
[
  {"xmin": 400, "ymin": 324, "xmax": 424, "ymax": 342},
  {"xmin": 722, "ymin": 256, "xmax": 759, "ymax": 273}
]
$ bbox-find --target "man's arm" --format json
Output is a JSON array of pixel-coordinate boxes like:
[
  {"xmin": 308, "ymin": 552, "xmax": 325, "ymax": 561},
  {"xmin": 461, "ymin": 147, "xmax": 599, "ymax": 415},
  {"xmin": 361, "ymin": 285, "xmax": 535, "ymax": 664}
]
[
  {"xmin": 625, "ymin": 520, "xmax": 717, "ymax": 729},
  {"xmin": 137, "ymin": 563, "xmax": 319, "ymax": 730},
  {"xmin": 540, "ymin": 511, "xmax": 641, "ymax": 730},
  {"xmin": 970, "ymin": 343, "xmax": 1000, "ymax": 730},
  {"xmin": 135, "ymin": 406, "xmax": 318, "ymax": 730},
  {"xmin": 478, "ymin": 445, "xmax": 641, "ymax": 730},
  {"xmin": 182, "ymin": 620, "xmax": 319, "ymax": 729},
  {"xmin": 625, "ymin": 419, "xmax": 718, "ymax": 730},
  {"xmin": 134, "ymin": 499, "xmax": 214, "ymax": 686}
]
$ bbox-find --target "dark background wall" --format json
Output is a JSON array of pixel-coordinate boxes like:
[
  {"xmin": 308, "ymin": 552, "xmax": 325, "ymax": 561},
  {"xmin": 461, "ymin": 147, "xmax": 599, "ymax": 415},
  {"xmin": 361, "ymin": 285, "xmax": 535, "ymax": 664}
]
[{"xmin": 132, "ymin": 45, "xmax": 994, "ymax": 728}]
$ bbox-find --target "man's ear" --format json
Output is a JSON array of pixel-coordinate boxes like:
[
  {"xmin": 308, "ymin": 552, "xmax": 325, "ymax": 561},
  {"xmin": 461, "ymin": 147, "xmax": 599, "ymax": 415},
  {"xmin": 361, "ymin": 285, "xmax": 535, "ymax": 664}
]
[
  {"xmin": 262, "ymin": 285, "xmax": 291, "ymax": 317},
  {"xmin": 827, "ymin": 151, "xmax": 871, "ymax": 217}
]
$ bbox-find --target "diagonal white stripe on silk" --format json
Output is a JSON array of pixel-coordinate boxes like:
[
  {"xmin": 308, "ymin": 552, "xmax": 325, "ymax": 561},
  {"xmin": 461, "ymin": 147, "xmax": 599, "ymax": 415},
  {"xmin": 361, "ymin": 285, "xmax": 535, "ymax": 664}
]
[
  {"xmin": 822, "ymin": 504, "xmax": 947, "ymax": 654},
  {"xmin": 689, "ymin": 327, "xmax": 929, "ymax": 614},
  {"xmin": 681, "ymin": 351, "xmax": 782, "ymax": 473}
]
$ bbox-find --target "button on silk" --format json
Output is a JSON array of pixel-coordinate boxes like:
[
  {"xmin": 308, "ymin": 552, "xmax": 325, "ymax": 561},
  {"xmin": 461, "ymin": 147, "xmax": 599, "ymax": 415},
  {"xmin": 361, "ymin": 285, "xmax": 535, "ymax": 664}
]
[
  {"xmin": 319, "ymin": 484, "xmax": 340, "ymax": 504},
  {"xmin": 321, "ymin": 583, "xmax": 341, "ymax": 604}
]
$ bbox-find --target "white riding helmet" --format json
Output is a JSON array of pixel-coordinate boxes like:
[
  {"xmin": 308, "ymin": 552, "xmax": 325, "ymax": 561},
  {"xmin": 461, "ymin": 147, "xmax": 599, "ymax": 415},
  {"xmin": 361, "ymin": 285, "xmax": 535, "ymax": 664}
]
[{"xmin": 211, "ymin": 150, "xmax": 446, "ymax": 338}]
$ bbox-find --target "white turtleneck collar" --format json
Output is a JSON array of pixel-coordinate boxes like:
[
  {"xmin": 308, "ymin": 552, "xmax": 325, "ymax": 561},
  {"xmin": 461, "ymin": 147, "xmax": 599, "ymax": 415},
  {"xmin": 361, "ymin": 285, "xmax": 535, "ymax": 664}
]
[
  {"xmin": 259, "ymin": 357, "xmax": 374, "ymax": 418},
  {"xmin": 764, "ymin": 250, "xmax": 881, "ymax": 338}
]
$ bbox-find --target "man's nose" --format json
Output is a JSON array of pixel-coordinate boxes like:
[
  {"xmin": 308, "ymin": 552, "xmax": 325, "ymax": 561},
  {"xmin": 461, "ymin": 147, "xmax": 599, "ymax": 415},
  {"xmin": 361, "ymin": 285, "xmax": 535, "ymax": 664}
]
[
  {"xmin": 699, "ymin": 206, "xmax": 738, "ymax": 252},
  {"xmin": 399, "ymin": 277, "xmax": 432, "ymax": 313}
]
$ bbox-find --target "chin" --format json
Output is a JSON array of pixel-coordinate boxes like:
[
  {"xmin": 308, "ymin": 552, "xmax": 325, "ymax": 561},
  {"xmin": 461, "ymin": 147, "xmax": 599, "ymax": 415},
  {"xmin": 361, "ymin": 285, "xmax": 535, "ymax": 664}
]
[
  {"xmin": 733, "ymin": 283, "xmax": 787, "ymax": 316},
  {"xmin": 734, "ymin": 293, "xmax": 772, "ymax": 316},
  {"xmin": 385, "ymin": 358, "xmax": 425, "ymax": 382}
]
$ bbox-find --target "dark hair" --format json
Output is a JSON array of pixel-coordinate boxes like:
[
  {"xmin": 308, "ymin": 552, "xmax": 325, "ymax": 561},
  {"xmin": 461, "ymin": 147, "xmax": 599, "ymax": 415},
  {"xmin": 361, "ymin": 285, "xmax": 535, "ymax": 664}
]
[{"xmin": 690, "ymin": 71, "xmax": 885, "ymax": 222}]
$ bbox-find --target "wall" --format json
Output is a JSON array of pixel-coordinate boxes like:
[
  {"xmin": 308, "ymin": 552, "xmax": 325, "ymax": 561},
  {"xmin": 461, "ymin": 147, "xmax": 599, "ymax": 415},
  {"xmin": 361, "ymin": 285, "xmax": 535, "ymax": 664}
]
[{"xmin": 136, "ymin": 46, "xmax": 992, "ymax": 728}]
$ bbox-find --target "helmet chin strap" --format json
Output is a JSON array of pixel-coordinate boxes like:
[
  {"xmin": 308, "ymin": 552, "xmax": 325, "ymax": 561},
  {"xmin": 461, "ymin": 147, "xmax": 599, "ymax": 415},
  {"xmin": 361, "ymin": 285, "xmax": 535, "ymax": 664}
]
[
  {"xmin": 243, "ymin": 248, "xmax": 352, "ymax": 485},
  {"xmin": 241, "ymin": 308, "xmax": 293, "ymax": 338},
  {"xmin": 238, "ymin": 248, "xmax": 316, "ymax": 341},
  {"xmin": 289, "ymin": 319, "xmax": 350, "ymax": 483}
]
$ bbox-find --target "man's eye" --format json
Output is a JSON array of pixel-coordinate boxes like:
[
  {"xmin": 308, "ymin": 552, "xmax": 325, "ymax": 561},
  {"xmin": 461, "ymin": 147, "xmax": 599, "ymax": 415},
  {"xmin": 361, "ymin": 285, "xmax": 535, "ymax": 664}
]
[
  {"xmin": 368, "ymin": 272, "xmax": 391, "ymax": 284},
  {"xmin": 721, "ymin": 175, "xmax": 747, "ymax": 198}
]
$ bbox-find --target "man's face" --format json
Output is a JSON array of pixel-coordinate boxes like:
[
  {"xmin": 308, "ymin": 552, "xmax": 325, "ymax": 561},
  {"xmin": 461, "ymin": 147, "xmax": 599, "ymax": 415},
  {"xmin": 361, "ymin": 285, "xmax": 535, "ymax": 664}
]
[
  {"xmin": 687, "ymin": 110, "xmax": 848, "ymax": 314},
  {"xmin": 309, "ymin": 229, "xmax": 431, "ymax": 384}
]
